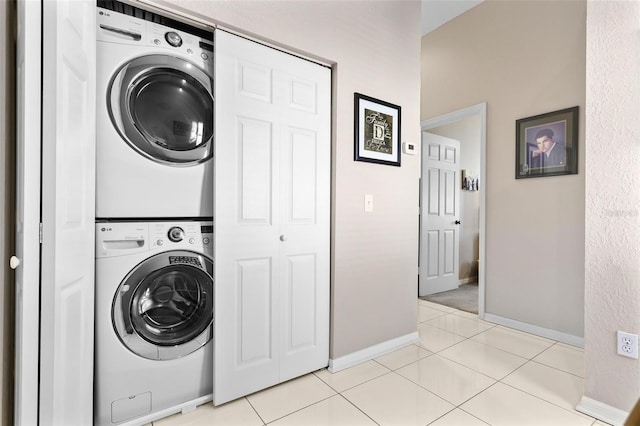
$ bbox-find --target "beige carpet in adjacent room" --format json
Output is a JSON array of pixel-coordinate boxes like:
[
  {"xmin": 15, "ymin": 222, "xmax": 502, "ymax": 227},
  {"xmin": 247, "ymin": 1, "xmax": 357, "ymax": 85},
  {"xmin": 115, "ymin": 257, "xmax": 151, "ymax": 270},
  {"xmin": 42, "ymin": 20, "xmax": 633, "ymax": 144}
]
[{"xmin": 419, "ymin": 283, "xmax": 478, "ymax": 314}]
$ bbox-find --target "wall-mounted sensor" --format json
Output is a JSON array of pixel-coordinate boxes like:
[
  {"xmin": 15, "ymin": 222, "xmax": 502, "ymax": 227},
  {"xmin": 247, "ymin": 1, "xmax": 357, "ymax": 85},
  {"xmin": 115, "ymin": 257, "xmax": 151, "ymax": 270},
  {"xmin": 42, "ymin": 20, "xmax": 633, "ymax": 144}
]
[{"xmin": 402, "ymin": 141, "xmax": 417, "ymax": 155}]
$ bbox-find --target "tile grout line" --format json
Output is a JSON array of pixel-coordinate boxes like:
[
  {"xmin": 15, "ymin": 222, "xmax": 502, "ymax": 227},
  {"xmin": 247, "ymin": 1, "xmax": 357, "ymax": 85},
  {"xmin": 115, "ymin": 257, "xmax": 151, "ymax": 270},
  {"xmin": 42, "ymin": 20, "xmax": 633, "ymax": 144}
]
[
  {"xmin": 244, "ymin": 396, "xmax": 268, "ymax": 425},
  {"xmin": 335, "ymin": 393, "xmax": 381, "ymax": 426},
  {"xmin": 496, "ymin": 379, "xmax": 597, "ymax": 423}
]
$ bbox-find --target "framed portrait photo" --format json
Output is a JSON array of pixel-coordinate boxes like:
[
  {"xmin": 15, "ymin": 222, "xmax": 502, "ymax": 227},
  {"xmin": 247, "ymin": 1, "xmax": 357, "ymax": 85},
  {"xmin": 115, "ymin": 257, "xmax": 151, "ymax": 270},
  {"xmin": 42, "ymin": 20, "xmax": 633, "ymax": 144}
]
[
  {"xmin": 354, "ymin": 93, "xmax": 401, "ymax": 167},
  {"xmin": 515, "ymin": 106, "xmax": 579, "ymax": 179}
]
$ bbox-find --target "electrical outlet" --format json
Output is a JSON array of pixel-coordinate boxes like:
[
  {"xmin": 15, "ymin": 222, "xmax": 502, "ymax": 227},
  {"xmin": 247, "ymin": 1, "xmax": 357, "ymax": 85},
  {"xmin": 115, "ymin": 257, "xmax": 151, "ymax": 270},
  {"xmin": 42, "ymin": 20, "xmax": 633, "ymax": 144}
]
[{"xmin": 617, "ymin": 331, "xmax": 639, "ymax": 359}]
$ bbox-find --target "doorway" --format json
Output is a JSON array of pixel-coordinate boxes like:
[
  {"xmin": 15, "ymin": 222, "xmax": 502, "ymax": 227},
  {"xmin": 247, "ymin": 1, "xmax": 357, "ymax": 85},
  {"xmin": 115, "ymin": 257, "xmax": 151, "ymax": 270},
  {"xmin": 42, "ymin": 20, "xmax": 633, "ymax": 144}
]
[{"xmin": 419, "ymin": 103, "xmax": 486, "ymax": 318}]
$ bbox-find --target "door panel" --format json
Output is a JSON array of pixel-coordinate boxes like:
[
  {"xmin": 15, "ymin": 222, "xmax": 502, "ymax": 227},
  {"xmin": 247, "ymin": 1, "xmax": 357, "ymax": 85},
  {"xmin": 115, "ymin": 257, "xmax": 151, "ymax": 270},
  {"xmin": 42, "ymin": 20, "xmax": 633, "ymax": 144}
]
[
  {"xmin": 419, "ymin": 132, "xmax": 460, "ymax": 297},
  {"xmin": 39, "ymin": 1, "xmax": 96, "ymax": 424},
  {"xmin": 236, "ymin": 258, "xmax": 275, "ymax": 365},
  {"xmin": 215, "ymin": 30, "xmax": 330, "ymax": 405},
  {"xmin": 238, "ymin": 118, "xmax": 273, "ymax": 223},
  {"xmin": 285, "ymin": 254, "xmax": 317, "ymax": 350},
  {"xmin": 287, "ymin": 128, "xmax": 317, "ymax": 222}
]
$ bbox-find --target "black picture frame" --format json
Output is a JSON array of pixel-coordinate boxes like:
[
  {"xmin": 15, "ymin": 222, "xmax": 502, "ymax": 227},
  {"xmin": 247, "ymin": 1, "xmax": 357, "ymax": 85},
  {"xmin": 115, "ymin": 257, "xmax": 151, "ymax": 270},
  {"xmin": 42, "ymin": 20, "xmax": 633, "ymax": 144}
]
[
  {"xmin": 354, "ymin": 93, "xmax": 401, "ymax": 167},
  {"xmin": 515, "ymin": 106, "xmax": 579, "ymax": 179}
]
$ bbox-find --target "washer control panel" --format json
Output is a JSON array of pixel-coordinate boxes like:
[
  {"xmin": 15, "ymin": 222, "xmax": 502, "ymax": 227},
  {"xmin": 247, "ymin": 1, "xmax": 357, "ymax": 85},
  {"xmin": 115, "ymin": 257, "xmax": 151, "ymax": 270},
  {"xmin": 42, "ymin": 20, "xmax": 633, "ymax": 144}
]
[
  {"xmin": 151, "ymin": 221, "xmax": 213, "ymax": 251},
  {"xmin": 96, "ymin": 220, "xmax": 213, "ymax": 258}
]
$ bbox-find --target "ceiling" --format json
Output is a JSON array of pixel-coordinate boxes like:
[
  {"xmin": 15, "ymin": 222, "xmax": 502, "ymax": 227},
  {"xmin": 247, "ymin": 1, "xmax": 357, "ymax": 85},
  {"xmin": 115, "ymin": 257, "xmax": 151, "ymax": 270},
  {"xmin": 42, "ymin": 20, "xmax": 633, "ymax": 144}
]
[{"xmin": 421, "ymin": 0, "xmax": 484, "ymax": 35}]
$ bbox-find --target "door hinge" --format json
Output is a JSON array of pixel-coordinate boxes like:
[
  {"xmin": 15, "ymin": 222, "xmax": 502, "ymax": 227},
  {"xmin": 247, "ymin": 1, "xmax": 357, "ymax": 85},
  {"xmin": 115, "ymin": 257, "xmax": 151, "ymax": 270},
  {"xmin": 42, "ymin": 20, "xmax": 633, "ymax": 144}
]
[{"xmin": 39, "ymin": 223, "xmax": 43, "ymax": 244}]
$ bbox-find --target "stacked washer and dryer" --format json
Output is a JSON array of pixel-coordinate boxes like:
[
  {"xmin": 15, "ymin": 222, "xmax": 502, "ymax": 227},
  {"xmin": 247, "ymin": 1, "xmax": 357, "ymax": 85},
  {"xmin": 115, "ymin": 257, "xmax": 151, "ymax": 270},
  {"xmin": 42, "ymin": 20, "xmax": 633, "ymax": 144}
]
[{"xmin": 94, "ymin": 2, "xmax": 215, "ymax": 425}]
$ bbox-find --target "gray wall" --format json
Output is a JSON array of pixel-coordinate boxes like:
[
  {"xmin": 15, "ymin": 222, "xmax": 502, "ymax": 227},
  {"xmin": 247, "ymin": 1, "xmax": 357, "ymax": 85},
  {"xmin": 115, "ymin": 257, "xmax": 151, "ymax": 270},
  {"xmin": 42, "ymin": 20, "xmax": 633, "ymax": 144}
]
[
  {"xmin": 428, "ymin": 116, "xmax": 481, "ymax": 282},
  {"xmin": 1, "ymin": 0, "xmax": 15, "ymax": 424},
  {"xmin": 422, "ymin": 0, "xmax": 586, "ymax": 339},
  {"xmin": 583, "ymin": 0, "xmax": 640, "ymax": 413}
]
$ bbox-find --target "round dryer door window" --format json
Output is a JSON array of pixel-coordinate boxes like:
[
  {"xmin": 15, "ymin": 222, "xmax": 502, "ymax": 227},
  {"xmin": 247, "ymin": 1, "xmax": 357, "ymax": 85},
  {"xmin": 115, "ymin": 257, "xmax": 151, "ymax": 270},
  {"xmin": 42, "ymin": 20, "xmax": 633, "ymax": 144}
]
[
  {"xmin": 113, "ymin": 250, "xmax": 214, "ymax": 360},
  {"xmin": 108, "ymin": 54, "xmax": 213, "ymax": 166}
]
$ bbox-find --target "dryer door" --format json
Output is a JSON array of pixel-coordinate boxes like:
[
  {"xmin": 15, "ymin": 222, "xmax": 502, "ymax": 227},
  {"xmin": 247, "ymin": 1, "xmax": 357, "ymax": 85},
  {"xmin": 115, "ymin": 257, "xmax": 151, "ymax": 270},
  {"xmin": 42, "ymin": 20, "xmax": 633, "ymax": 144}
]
[
  {"xmin": 113, "ymin": 250, "xmax": 214, "ymax": 360},
  {"xmin": 108, "ymin": 54, "xmax": 213, "ymax": 166}
]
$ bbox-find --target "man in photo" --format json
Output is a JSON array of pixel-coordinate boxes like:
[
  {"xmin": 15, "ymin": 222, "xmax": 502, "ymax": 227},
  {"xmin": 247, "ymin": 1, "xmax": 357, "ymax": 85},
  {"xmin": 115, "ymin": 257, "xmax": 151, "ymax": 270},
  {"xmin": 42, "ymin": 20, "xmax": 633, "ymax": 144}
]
[{"xmin": 530, "ymin": 128, "xmax": 566, "ymax": 168}]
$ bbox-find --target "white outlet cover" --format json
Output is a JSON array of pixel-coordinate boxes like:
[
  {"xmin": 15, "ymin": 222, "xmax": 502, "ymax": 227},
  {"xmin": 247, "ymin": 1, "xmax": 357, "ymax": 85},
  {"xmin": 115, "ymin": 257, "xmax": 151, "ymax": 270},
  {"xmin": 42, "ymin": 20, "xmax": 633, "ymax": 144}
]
[{"xmin": 617, "ymin": 331, "xmax": 639, "ymax": 359}]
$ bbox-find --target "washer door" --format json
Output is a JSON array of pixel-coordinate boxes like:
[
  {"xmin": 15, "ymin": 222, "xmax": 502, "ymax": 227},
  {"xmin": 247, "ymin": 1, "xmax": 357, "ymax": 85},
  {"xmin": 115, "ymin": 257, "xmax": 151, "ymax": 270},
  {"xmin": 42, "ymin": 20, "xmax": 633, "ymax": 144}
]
[
  {"xmin": 108, "ymin": 54, "xmax": 213, "ymax": 166},
  {"xmin": 113, "ymin": 250, "xmax": 213, "ymax": 360}
]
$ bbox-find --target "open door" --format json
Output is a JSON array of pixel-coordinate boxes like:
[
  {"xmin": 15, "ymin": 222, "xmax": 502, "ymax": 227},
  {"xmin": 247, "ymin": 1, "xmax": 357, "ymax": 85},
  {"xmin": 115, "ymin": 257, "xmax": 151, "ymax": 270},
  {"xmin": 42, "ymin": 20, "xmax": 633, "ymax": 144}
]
[
  {"xmin": 419, "ymin": 132, "xmax": 461, "ymax": 296},
  {"xmin": 13, "ymin": 1, "xmax": 42, "ymax": 424},
  {"xmin": 38, "ymin": 1, "xmax": 97, "ymax": 424}
]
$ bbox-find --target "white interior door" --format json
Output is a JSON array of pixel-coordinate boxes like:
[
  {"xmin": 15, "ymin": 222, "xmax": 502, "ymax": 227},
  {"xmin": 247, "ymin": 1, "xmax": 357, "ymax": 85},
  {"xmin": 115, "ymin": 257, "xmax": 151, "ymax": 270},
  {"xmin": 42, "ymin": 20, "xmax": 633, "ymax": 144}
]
[
  {"xmin": 39, "ymin": 1, "xmax": 96, "ymax": 424},
  {"xmin": 13, "ymin": 1, "xmax": 41, "ymax": 424},
  {"xmin": 214, "ymin": 30, "xmax": 330, "ymax": 405},
  {"xmin": 419, "ymin": 132, "xmax": 460, "ymax": 296}
]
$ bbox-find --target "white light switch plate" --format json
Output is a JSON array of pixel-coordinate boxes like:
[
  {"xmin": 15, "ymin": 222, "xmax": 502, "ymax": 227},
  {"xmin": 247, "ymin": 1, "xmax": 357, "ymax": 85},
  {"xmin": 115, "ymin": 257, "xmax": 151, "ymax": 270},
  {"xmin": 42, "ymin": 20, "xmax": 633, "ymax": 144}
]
[{"xmin": 364, "ymin": 194, "xmax": 373, "ymax": 212}]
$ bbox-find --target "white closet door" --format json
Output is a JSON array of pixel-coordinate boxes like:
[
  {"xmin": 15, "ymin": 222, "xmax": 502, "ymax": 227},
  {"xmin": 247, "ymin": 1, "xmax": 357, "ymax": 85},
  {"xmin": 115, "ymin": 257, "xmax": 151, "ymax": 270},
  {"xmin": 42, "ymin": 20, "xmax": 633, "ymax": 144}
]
[
  {"xmin": 214, "ymin": 30, "xmax": 330, "ymax": 405},
  {"xmin": 14, "ymin": 1, "xmax": 41, "ymax": 424},
  {"xmin": 39, "ymin": 1, "xmax": 96, "ymax": 424}
]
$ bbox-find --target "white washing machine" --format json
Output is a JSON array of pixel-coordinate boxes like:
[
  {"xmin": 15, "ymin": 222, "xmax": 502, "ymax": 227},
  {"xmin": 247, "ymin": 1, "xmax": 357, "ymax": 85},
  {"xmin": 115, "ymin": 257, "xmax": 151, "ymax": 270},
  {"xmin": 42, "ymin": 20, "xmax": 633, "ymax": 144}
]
[
  {"xmin": 94, "ymin": 220, "xmax": 214, "ymax": 426},
  {"xmin": 96, "ymin": 3, "xmax": 214, "ymax": 219}
]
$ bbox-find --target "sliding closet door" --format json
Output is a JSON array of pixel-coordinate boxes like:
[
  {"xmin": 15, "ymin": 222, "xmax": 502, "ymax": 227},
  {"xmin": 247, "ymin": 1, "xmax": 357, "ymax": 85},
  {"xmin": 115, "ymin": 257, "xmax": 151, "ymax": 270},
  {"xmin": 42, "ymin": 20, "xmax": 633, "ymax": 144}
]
[{"xmin": 214, "ymin": 30, "xmax": 330, "ymax": 405}]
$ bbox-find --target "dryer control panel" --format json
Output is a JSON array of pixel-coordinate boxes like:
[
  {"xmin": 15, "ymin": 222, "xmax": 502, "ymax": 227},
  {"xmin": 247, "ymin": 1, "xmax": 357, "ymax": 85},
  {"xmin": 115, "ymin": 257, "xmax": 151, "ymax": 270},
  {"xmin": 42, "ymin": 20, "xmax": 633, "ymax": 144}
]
[{"xmin": 95, "ymin": 220, "xmax": 213, "ymax": 259}]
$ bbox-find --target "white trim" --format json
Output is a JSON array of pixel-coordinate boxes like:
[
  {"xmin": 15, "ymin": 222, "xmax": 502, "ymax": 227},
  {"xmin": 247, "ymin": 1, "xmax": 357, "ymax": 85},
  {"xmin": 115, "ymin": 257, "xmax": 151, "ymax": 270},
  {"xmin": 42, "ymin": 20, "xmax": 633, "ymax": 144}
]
[
  {"xmin": 459, "ymin": 277, "xmax": 477, "ymax": 285},
  {"xmin": 483, "ymin": 313, "xmax": 584, "ymax": 348},
  {"xmin": 421, "ymin": 103, "xmax": 487, "ymax": 319},
  {"xmin": 328, "ymin": 332, "xmax": 419, "ymax": 373},
  {"xmin": 576, "ymin": 396, "xmax": 628, "ymax": 426},
  {"xmin": 14, "ymin": 1, "xmax": 42, "ymax": 425}
]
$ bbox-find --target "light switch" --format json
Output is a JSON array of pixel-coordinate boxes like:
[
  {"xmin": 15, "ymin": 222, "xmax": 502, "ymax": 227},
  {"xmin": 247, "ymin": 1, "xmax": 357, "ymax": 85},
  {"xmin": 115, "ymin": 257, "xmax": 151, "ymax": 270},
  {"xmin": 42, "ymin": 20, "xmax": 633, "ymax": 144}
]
[{"xmin": 364, "ymin": 194, "xmax": 374, "ymax": 212}]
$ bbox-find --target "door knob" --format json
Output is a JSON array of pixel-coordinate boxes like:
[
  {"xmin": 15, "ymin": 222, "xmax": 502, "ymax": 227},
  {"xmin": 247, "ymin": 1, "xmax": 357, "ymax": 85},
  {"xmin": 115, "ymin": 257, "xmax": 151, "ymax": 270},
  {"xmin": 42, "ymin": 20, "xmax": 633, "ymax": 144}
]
[
  {"xmin": 279, "ymin": 235, "xmax": 288, "ymax": 242},
  {"xmin": 454, "ymin": 220, "xmax": 461, "ymax": 225},
  {"xmin": 10, "ymin": 256, "xmax": 21, "ymax": 269}
]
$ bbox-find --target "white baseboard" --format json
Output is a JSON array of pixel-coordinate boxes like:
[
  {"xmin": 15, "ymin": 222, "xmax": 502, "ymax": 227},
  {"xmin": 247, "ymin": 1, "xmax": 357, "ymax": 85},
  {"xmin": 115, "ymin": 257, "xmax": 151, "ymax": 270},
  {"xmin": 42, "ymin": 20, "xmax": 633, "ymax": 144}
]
[
  {"xmin": 459, "ymin": 277, "xmax": 477, "ymax": 285},
  {"xmin": 576, "ymin": 396, "xmax": 629, "ymax": 426},
  {"xmin": 483, "ymin": 313, "xmax": 584, "ymax": 348},
  {"xmin": 328, "ymin": 332, "xmax": 419, "ymax": 373}
]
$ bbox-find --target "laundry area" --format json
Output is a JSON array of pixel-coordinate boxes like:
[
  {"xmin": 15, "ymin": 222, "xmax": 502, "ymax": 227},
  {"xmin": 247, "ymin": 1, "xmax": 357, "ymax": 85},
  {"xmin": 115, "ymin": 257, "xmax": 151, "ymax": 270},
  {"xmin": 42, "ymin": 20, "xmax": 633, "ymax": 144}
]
[
  {"xmin": 14, "ymin": 0, "xmax": 332, "ymax": 424},
  {"xmin": 95, "ymin": 2, "xmax": 331, "ymax": 424}
]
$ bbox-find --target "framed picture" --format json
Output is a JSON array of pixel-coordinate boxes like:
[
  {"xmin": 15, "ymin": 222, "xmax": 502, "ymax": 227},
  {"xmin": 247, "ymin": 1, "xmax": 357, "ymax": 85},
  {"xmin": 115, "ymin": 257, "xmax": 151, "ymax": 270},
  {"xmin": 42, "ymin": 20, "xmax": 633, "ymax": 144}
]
[
  {"xmin": 515, "ymin": 106, "xmax": 579, "ymax": 179},
  {"xmin": 354, "ymin": 93, "xmax": 401, "ymax": 167}
]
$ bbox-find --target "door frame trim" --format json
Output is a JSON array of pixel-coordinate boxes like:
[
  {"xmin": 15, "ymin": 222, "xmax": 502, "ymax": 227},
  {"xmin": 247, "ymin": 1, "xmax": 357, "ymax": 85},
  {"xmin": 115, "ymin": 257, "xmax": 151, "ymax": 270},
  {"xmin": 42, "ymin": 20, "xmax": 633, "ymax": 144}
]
[{"xmin": 420, "ymin": 102, "xmax": 486, "ymax": 318}]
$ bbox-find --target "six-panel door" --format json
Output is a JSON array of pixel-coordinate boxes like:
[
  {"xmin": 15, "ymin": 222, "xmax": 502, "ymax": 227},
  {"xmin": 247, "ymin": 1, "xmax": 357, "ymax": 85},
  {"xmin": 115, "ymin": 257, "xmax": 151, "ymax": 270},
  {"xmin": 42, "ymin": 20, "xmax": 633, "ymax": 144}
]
[{"xmin": 214, "ymin": 30, "xmax": 331, "ymax": 405}]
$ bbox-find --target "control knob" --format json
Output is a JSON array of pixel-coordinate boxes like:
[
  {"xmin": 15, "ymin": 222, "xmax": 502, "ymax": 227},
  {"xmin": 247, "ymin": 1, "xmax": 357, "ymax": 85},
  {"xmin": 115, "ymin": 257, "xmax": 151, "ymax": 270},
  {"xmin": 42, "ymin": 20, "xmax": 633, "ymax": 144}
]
[
  {"xmin": 168, "ymin": 226, "xmax": 185, "ymax": 242},
  {"xmin": 165, "ymin": 31, "xmax": 182, "ymax": 47}
]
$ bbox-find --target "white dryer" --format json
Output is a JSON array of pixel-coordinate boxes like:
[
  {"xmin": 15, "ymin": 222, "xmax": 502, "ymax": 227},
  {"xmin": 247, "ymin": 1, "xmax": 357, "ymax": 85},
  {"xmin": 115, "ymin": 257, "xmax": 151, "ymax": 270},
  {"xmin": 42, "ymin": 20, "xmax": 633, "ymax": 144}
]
[
  {"xmin": 96, "ymin": 3, "xmax": 214, "ymax": 219},
  {"xmin": 94, "ymin": 220, "xmax": 213, "ymax": 426}
]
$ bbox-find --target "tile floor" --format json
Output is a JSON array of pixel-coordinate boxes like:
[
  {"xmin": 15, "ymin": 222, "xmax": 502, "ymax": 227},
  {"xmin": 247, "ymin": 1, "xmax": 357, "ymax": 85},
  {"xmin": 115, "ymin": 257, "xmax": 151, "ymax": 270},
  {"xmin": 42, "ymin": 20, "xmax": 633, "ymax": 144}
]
[{"xmin": 154, "ymin": 300, "xmax": 607, "ymax": 426}]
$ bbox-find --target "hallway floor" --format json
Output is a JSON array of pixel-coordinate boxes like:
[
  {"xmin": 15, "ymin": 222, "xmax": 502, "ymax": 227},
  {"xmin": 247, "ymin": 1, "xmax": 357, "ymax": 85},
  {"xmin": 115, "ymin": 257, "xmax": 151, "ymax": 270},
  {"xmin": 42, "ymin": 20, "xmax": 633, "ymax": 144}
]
[{"xmin": 154, "ymin": 300, "xmax": 604, "ymax": 426}]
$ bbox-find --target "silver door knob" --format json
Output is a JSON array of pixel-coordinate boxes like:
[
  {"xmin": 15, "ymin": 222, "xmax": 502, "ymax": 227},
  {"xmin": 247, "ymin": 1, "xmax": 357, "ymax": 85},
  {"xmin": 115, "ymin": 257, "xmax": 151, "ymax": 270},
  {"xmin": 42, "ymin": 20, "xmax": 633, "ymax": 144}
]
[
  {"xmin": 10, "ymin": 256, "xmax": 21, "ymax": 269},
  {"xmin": 279, "ymin": 235, "xmax": 288, "ymax": 242}
]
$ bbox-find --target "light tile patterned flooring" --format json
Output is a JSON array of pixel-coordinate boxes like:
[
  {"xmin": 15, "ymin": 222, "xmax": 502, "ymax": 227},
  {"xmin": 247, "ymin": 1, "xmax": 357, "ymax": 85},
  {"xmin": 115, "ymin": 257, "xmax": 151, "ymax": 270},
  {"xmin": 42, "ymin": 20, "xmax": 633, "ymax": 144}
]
[{"xmin": 155, "ymin": 300, "xmax": 607, "ymax": 426}]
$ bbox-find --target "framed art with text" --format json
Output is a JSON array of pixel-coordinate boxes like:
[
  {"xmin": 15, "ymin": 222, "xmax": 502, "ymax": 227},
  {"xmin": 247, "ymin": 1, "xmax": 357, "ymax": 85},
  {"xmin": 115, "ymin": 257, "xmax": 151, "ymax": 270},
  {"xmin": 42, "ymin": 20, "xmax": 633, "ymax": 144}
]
[
  {"xmin": 354, "ymin": 93, "xmax": 401, "ymax": 167},
  {"xmin": 515, "ymin": 106, "xmax": 579, "ymax": 179}
]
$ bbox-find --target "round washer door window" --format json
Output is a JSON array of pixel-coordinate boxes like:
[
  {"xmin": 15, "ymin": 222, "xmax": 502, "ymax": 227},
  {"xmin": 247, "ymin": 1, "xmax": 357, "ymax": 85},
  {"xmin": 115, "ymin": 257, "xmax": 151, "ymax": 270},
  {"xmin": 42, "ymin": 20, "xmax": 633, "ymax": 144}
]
[
  {"xmin": 113, "ymin": 250, "xmax": 213, "ymax": 360},
  {"xmin": 108, "ymin": 54, "xmax": 213, "ymax": 166}
]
